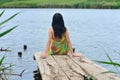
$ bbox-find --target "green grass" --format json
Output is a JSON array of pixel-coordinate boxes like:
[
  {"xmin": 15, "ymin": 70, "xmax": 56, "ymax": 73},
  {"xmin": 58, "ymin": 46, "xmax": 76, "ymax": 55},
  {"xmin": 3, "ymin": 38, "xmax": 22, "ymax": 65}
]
[{"xmin": 0, "ymin": 0, "xmax": 120, "ymax": 8}]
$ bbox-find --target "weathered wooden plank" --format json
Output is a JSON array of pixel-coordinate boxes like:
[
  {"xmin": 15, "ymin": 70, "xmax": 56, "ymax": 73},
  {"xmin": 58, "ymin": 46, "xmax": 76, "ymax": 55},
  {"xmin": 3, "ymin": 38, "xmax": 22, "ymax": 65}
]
[
  {"xmin": 34, "ymin": 53, "xmax": 69, "ymax": 80},
  {"xmin": 52, "ymin": 55, "xmax": 85, "ymax": 80},
  {"xmin": 34, "ymin": 52, "xmax": 120, "ymax": 80},
  {"xmin": 71, "ymin": 53, "xmax": 120, "ymax": 80}
]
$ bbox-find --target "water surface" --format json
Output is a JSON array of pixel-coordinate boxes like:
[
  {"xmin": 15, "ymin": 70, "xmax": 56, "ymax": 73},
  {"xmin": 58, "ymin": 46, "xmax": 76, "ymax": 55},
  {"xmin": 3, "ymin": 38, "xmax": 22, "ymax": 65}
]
[{"xmin": 0, "ymin": 9, "xmax": 120, "ymax": 80}]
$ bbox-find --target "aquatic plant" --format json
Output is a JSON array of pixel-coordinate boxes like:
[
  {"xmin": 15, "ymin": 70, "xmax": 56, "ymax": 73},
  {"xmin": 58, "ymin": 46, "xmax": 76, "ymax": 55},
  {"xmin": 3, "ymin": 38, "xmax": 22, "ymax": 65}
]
[
  {"xmin": 95, "ymin": 50, "xmax": 120, "ymax": 75},
  {"xmin": 0, "ymin": 10, "xmax": 18, "ymax": 80},
  {"xmin": 0, "ymin": 10, "xmax": 18, "ymax": 37}
]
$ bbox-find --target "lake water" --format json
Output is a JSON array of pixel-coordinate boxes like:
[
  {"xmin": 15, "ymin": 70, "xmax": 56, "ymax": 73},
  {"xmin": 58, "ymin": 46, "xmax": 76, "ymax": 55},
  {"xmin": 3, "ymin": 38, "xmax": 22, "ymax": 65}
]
[{"xmin": 0, "ymin": 9, "xmax": 120, "ymax": 80}]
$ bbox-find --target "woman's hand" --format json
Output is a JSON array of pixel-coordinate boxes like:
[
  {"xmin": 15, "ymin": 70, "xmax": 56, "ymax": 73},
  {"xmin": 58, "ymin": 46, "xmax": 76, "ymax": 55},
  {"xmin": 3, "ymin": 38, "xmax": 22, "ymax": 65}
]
[
  {"xmin": 72, "ymin": 53, "xmax": 80, "ymax": 57},
  {"xmin": 40, "ymin": 53, "xmax": 47, "ymax": 59}
]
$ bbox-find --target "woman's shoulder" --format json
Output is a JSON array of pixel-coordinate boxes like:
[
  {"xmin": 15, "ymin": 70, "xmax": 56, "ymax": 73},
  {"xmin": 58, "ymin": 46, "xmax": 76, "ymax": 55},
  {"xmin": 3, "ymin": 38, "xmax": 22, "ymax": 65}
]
[
  {"xmin": 64, "ymin": 27, "xmax": 68, "ymax": 34},
  {"xmin": 48, "ymin": 27, "xmax": 52, "ymax": 32},
  {"xmin": 48, "ymin": 27, "xmax": 54, "ymax": 38}
]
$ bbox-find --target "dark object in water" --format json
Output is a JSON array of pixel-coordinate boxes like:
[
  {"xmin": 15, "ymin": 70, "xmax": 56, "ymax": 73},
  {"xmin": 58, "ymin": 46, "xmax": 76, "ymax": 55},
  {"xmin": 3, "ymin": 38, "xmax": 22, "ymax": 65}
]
[
  {"xmin": 33, "ymin": 55, "xmax": 36, "ymax": 60},
  {"xmin": 18, "ymin": 51, "xmax": 22, "ymax": 57},
  {"xmin": 20, "ymin": 69, "xmax": 25, "ymax": 76},
  {"xmin": 0, "ymin": 47, "xmax": 11, "ymax": 52},
  {"xmin": 33, "ymin": 70, "xmax": 38, "ymax": 73},
  {"xmin": 23, "ymin": 45, "xmax": 27, "ymax": 50},
  {"xmin": 73, "ymin": 48, "xmax": 75, "ymax": 52}
]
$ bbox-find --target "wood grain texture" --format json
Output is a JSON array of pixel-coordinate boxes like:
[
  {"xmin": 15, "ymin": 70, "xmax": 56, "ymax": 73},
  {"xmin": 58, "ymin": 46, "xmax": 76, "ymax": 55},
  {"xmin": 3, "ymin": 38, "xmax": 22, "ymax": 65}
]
[
  {"xmin": 34, "ymin": 52, "xmax": 120, "ymax": 80},
  {"xmin": 34, "ymin": 53, "xmax": 69, "ymax": 80},
  {"xmin": 71, "ymin": 53, "xmax": 120, "ymax": 80},
  {"xmin": 52, "ymin": 55, "xmax": 85, "ymax": 80}
]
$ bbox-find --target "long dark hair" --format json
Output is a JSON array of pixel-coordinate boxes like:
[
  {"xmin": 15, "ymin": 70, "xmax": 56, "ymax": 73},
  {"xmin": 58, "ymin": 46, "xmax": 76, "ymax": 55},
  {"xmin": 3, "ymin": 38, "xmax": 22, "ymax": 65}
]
[{"xmin": 52, "ymin": 13, "xmax": 66, "ymax": 39}]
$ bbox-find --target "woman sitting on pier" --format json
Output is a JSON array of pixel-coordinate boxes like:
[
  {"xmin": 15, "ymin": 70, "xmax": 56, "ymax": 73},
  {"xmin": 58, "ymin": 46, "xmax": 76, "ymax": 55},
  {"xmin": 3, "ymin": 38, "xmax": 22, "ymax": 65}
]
[{"xmin": 40, "ymin": 13, "xmax": 80, "ymax": 58}]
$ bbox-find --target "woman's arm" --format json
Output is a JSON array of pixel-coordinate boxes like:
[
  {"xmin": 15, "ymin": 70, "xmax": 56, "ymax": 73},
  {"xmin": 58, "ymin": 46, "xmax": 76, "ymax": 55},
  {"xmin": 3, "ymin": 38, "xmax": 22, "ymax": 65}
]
[
  {"xmin": 40, "ymin": 28, "xmax": 52, "ymax": 58},
  {"xmin": 44, "ymin": 28, "xmax": 52, "ymax": 54},
  {"xmin": 65, "ymin": 30, "xmax": 74, "ymax": 55},
  {"xmin": 65, "ymin": 29, "xmax": 80, "ymax": 57}
]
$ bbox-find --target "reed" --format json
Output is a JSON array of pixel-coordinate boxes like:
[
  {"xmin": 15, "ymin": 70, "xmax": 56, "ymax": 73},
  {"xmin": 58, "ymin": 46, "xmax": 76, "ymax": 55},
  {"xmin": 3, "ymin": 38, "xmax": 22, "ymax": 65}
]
[
  {"xmin": 0, "ymin": 10, "xmax": 18, "ymax": 80},
  {"xmin": 0, "ymin": 0, "xmax": 120, "ymax": 9},
  {"xmin": 95, "ymin": 50, "xmax": 120, "ymax": 75}
]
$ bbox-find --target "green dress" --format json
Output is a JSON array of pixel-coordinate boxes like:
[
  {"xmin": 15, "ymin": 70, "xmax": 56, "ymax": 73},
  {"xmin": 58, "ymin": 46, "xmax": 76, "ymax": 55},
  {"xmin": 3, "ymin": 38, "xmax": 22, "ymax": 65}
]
[{"xmin": 48, "ymin": 36, "xmax": 69, "ymax": 55}]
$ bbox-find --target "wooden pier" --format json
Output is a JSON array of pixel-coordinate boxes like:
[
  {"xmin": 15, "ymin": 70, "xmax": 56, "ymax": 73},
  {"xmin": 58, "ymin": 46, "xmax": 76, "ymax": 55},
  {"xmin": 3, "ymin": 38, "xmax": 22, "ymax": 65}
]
[{"xmin": 34, "ymin": 52, "xmax": 120, "ymax": 80}]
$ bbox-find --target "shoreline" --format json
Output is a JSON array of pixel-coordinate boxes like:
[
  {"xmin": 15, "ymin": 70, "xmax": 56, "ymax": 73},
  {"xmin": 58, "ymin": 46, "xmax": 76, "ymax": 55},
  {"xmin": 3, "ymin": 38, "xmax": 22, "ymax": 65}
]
[
  {"xmin": 0, "ymin": 6, "xmax": 119, "ymax": 9},
  {"xmin": 0, "ymin": 7, "xmax": 120, "ymax": 9},
  {"xmin": 0, "ymin": 0, "xmax": 120, "ymax": 9},
  {"xmin": 0, "ymin": 8, "xmax": 120, "ymax": 10}
]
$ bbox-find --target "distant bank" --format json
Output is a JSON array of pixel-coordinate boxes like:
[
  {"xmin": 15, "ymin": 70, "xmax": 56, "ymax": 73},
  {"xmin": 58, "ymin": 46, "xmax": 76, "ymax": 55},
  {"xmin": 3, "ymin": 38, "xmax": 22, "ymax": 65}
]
[{"xmin": 0, "ymin": 0, "xmax": 120, "ymax": 9}]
